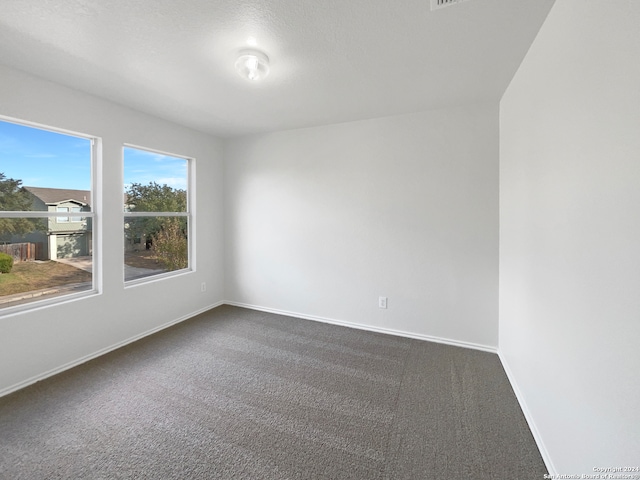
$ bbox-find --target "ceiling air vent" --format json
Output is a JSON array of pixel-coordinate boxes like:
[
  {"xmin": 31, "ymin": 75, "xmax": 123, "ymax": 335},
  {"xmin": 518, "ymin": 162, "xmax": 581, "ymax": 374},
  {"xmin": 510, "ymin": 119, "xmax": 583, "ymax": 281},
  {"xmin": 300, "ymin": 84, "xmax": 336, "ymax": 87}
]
[{"xmin": 430, "ymin": 0, "xmax": 471, "ymax": 10}]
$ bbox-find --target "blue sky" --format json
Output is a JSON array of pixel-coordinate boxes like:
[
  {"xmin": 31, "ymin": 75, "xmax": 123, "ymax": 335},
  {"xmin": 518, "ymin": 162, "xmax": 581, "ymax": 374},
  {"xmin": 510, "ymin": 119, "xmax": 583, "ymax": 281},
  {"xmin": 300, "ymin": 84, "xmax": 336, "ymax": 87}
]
[
  {"xmin": 123, "ymin": 147, "xmax": 187, "ymax": 191},
  {"xmin": 0, "ymin": 119, "xmax": 91, "ymax": 190},
  {"xmin": 0, "ymin": 119, "xmax": 187, "ymax": 192}
]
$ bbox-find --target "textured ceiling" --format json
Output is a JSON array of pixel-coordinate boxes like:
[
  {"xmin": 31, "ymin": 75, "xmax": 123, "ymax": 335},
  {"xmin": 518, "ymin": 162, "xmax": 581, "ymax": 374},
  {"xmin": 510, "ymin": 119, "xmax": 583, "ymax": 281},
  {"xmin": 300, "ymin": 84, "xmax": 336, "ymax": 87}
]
[{"xmin": 0, "ymin": 0, "xmax": 555, "ymax": 137}]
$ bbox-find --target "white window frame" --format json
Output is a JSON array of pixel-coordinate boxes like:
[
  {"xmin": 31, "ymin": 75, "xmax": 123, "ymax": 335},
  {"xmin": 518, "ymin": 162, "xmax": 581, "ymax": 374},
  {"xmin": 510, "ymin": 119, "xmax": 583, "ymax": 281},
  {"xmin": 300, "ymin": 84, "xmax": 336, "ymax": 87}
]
[
  {"xmin": 0, "ymin": 115, "xmax": 100, "ymax": 316},
  {"xmin": 123, "ymin": 144, "xmax": 194, "ymax": 287}
]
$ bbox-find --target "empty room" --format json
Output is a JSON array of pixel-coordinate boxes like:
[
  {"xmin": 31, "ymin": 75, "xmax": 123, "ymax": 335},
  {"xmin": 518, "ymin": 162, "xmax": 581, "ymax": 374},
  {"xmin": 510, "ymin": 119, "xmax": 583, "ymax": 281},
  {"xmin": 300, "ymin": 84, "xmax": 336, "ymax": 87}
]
[{"xmin": 0, "ymin": 0, "xmax": 638, "ymax": 478}]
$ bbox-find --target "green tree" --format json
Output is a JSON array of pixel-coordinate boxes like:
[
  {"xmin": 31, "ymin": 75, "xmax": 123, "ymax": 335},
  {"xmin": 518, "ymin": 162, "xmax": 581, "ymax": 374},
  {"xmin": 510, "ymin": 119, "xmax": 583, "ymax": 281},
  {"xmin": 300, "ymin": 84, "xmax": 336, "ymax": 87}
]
[
  {"xmin": 0, "ymin": 173, "xmax": 44, "ymax": 241},
  {"xmin": 126, "ymin": 182, "xmax": 186, "ymax": 213},
  {"xmin": 125, "ymin": 182, "xmax": 188, "ymax": 270}
]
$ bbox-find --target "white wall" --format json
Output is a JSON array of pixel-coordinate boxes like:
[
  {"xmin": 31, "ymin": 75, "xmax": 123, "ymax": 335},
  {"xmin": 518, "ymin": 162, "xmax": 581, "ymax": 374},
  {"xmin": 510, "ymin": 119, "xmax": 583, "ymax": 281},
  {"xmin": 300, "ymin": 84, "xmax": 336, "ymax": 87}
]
[
  {"xmin": 500, "ymin": 0, "xmax": 640, "ymax": 474},
  {"xmin": 225, "ymin": 104, "xmax": 499, "ymax": 349},
  {"xmin": 0, "ymin": 65, "xmax": 225, "ymax": 394}
]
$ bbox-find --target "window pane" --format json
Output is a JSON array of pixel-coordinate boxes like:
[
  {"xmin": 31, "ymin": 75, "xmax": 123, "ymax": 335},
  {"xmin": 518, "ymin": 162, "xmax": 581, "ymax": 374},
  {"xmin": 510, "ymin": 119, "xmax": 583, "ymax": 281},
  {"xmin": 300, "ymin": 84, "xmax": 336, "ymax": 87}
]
[
  {"xmin": 123, "ymin": 146, "xmax": 190, "ymax": 283},
  {"xmin": 0, "ymin": 218, "xmax": 92, "ymax": 309},
  {"xmin": 124, "ymin": 215, "xmax": 188, "ymax": 281},
  {"xmin": 0, "ymin": 119, "xmax": 94, "ymax": 311},
  {"xmin": 57, "ymin": 207, "xmax": 69, "ymax": 222},
  {"xmin": 123, "ymin": 147, "xmax": 187, "ymax": 213},
  {"xmin": 0, "ymin": 120, "xmax": 92, "ymax": 200},
  {"xmin": 70, "ymin": 207, "xmax": 82, "ymax": 222}
]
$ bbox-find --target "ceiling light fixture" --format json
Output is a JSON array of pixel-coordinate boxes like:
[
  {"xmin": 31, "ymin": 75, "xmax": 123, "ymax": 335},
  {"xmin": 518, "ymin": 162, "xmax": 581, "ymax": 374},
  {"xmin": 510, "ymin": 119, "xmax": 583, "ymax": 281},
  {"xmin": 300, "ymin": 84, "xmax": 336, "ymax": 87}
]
[{"xmin": 235, "ymin": 49, "xmax": 269, "ymax": 81}]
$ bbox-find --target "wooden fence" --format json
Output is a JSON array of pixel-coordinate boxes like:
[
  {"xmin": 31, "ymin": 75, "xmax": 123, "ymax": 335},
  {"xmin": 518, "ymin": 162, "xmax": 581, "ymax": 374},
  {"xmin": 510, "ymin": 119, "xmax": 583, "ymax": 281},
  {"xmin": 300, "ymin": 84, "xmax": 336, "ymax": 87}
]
[{"xmin": 0, "ymin": 242, "xmax": 41, "ymax": 262}]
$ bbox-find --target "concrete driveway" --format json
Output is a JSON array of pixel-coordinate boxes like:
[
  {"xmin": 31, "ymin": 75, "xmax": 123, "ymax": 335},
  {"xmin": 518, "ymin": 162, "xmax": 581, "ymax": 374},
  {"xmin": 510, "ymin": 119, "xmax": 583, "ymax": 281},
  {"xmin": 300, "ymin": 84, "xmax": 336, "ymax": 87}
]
[
  {"xmin": 55, "ymin": 256, "xmax": 93, "ymax": 272},
  {"xmin": 56, "ymin": 256, "xmax": 163, "ymax": 278}
]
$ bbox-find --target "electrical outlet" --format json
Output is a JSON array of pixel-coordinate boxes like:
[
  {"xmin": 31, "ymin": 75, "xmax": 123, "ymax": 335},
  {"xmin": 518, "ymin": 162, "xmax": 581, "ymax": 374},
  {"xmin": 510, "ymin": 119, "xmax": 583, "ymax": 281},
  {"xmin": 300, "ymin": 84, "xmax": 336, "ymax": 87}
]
[
  {"xmin": 201, "ymin": 282, "xmax": 206, "ymax": 292},
  {"xmin": 379, "ymin": 296, "xmax": 387, "ymax": 309}
]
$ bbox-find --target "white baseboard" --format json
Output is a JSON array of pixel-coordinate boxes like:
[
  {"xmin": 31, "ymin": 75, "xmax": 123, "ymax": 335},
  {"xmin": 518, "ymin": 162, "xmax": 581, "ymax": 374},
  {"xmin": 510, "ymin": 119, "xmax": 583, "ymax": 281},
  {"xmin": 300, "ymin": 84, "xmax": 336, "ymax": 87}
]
[
  {"xmin": 0, "ymin": 301, "xmax": 224, "ymax": 398},
  {"xmin": 224, "ymin": 301, "xmax": 498, "ymax": 354},
  {"xmin": 498, "ymin": 351, "xmax": 556, "ymax": 476}
]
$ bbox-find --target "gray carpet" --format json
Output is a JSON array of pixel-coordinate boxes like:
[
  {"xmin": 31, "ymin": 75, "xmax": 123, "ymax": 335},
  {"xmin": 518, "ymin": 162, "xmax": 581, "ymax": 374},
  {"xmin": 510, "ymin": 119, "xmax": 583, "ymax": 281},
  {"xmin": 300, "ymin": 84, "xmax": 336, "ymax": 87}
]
[{"xmin": 0, "ymin": 305, "xmax": 546, "ymax": 479}]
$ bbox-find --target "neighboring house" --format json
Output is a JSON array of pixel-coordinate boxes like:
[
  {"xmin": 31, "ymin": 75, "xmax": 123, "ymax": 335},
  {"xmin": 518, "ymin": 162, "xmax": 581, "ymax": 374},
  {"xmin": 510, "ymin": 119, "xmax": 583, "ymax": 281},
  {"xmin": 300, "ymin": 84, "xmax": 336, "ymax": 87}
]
[
  {"xmin": 123, "ymin": 194, "xmax": 145, "ymax": 252},
  {"xmin": 23, "ymin": 187, "xmax": 92, "ymax": 260}
]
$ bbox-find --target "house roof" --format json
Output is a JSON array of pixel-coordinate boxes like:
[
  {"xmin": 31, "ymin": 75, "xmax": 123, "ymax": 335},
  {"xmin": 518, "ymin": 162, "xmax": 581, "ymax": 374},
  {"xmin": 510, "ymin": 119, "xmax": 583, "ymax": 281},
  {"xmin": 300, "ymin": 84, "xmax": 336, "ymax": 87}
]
[{"xmin": 24, "ymin": 187, "xmax": 90, "ymax": 207}]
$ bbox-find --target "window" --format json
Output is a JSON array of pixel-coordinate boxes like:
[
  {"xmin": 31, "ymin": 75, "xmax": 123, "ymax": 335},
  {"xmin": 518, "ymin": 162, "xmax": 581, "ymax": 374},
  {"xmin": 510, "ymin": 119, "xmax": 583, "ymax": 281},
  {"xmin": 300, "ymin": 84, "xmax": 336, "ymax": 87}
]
[
  {"xmin": 123, "ymin": 145, "xmax": 191, "ymax": 283},
  {"xmin": 0, "ymin": 117, "xmax": 96, "ymax": 312},
  {"xmin": 71, "ymin": 207, "xmax": 82, "ymax": 222},
  {"xmin": 57, "ymin": 207, "xmax": 69, "ymax": 222}
]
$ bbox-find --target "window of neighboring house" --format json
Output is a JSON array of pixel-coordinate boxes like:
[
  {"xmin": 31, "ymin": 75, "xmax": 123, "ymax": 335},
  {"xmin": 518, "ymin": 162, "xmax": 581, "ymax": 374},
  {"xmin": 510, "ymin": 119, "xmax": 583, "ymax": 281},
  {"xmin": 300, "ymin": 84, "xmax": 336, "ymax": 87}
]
[
  {"xmin": 57, "ymin": 207, "xmax": 69, "ymax": 222},
  {"xmin": 0, "ymin": 116, "xmax": 97, "ymax": 312},
  {"xmin": 123, "ymin": 145, "xmax": 191, "ymax": 284},
  {"xmin": 71, "ymin": 207, "xmax": 82, "ymax": 222}
]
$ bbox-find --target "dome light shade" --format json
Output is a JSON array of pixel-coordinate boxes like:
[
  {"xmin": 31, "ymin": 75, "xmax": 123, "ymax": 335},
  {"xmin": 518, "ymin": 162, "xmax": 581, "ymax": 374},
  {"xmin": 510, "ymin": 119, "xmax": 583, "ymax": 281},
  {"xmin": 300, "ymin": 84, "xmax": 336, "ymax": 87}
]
[{"xmin": 235, "ymin": 49, "xmax": 269, "ymax": 81}]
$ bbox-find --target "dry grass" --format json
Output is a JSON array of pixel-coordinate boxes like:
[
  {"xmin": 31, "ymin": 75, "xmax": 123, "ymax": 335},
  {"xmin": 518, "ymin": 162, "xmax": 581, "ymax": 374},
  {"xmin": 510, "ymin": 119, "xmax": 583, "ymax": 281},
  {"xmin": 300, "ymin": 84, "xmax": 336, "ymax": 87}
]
[
  {"xmin": 1, "ymin": 252, "xmax": 163, "ymax": 299},
  {"xmin": 0, "ymin": 261, "xmax": 91, "ymax": 297}
]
